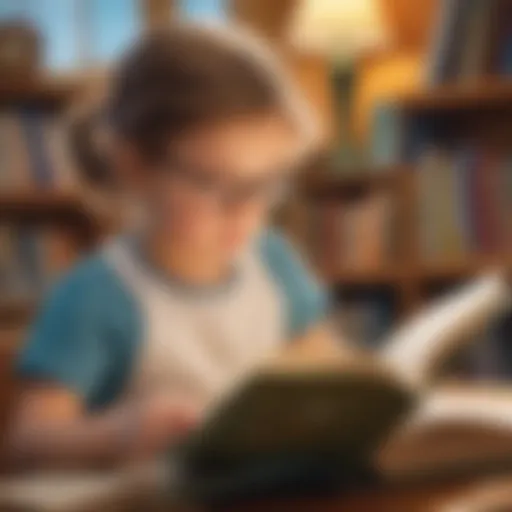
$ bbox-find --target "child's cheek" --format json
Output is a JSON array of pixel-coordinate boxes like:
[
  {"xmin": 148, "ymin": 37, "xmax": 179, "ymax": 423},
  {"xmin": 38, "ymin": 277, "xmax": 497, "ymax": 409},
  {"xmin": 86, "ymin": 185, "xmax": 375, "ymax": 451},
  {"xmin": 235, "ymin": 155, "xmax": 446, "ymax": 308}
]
[{"xmin": 163, "ymin": 191, "xmax": 222, "ymax": 247}]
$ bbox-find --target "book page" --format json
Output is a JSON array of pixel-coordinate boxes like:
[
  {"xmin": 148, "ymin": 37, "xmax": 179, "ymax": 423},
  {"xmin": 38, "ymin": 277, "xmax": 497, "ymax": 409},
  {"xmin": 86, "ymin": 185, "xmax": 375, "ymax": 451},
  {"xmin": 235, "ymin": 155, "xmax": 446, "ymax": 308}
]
[
  {"xmin": 380, "ymin": 273, "xmax": 511, "ymax": 387},
  {"xmin": 406, "ymin": 385, "xmax": 512, "ymax": 431}
]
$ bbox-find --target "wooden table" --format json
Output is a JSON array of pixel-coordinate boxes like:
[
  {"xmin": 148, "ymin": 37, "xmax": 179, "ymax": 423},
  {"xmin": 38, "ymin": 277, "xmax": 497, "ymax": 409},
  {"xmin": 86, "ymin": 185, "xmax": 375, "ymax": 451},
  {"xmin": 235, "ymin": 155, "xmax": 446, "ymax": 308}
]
[
  {"xmin": 150, "ymin": 472, "xmax": 512, "ymax": 512},
  {"xmin": 1, "ymin": 472, "xmax": 511, "ymax": 512}
]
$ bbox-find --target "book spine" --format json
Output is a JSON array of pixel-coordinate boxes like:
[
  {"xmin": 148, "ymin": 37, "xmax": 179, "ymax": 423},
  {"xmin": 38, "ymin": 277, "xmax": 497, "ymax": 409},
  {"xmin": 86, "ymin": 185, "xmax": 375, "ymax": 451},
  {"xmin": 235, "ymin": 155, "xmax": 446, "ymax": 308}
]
[
  {"xmin": 457, "ymin": 0, "xmax": 493, "ymax": 83},
  {"xmin": 3, "ymin": 112, "xmax": 31, "ymax": 190},
  {"xmin": 0, "ymin": 115, "xmax": 9, "ymax": 188},
  {"xmin": 19, "ymin": 109, "xmax": 54, "ymax": 188},
  {"xmin": 370, "ymin": 103, "xmax": 404, "ymax": 167},
  {"xmin": 485, "ymin": 0, "xmax": 512, "ymax": 75},
  {"xmin": 499, "ymin": 31, "xmax": 512, "ymax": 75},
  {"xmin": 502, "ymin": 155, "xmax": 512, "ymax": 252},
  {"xmin": 46, "ymin": 117, "xmax": 78, "ymax": 191},
  {"xmin": 417, "ymin": 150, "xmax": 436, "ymax": 261},
  {"xmin": 461, "ymin": 150, "xmax": 474, "ymax": 253},
  {"xmin": 425, "ymin": 0, "xmax": 462, "ymax": 85}
]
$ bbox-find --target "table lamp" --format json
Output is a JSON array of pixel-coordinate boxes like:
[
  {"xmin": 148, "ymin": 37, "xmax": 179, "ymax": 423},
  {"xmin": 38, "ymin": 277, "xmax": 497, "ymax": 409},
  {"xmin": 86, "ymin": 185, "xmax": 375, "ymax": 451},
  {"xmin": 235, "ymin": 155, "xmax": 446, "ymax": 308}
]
[{"xmin": 287, "ymin": 0, "xmax": 390, "ymax": 170}]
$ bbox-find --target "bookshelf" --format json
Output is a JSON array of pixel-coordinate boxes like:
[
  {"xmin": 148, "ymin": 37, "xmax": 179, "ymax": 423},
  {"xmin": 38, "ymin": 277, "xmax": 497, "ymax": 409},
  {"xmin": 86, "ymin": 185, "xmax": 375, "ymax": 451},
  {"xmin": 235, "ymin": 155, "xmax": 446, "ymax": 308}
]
[
  {"xmin": 301, "ymin": 71, "xmax": 512, "ymax": 356},
  {"xmin": 0, "ymin": 78, "xmax": 102, "ymax": 332},
  {"xmin": 301, "ymin": 159, "xmax": 512, "ymax": 311}
]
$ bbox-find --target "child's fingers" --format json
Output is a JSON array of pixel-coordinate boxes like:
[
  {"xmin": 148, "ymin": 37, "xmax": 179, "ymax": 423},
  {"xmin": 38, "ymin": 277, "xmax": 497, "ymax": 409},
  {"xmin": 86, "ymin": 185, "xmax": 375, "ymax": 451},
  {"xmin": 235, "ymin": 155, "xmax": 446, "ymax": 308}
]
[{"xmin": 126, "ymin": 394, "xmax": 201, "ymax": 460}]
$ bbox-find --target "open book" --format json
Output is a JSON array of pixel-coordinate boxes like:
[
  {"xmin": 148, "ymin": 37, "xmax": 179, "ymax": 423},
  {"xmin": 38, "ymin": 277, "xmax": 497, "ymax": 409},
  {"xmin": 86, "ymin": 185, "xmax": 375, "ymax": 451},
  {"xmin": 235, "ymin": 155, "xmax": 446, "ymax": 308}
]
[
  {"xmin": 378, "ymin": 384, "xmax": 512, "ymax": 481},
  {"xmin": 172, "ymin": 273, "xmax": 512, "ymax": 498},
  {"xmin": 1, "ymin": 273, "xmax": 511, "ymax": 509}
]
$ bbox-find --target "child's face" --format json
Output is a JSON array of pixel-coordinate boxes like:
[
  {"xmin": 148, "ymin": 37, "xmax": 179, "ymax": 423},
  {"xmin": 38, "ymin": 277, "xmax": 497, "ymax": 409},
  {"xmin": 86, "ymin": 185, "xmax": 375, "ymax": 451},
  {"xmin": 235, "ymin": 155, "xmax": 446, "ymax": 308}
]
[{"xmin": 131, "ymin": 113, "xmax": 299, "ymax": 259}]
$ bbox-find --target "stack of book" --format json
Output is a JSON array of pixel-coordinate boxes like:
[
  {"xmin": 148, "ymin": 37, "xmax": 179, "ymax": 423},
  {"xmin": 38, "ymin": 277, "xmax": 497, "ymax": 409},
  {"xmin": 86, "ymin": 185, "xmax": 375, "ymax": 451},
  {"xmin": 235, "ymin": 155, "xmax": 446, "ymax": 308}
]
[
  {"xmin": 308, "ymin": 192, "xmax": 396, "ymax": 275},
  {"xmin": 426, "ymin": 0, "xmax": 512, "ymax": 86},
  {"xmin": 0, "ymin": 108, "xmax": 78, "ymax": 191},
  {"xmin": 0, "ymin": 225, "xmax": 77, "ymax": 301},
  {"xmin": 417, "ymin": 147, "xmax": 512, "ymax": 262}
]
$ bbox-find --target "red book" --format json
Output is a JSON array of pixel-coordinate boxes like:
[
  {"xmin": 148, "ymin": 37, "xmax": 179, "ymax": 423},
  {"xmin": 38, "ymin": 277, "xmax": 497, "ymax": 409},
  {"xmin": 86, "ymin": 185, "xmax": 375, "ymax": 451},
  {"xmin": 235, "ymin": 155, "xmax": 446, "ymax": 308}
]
[{"xmin": 472, "ymin": 151, "xmax": 503, "ymax": 254}]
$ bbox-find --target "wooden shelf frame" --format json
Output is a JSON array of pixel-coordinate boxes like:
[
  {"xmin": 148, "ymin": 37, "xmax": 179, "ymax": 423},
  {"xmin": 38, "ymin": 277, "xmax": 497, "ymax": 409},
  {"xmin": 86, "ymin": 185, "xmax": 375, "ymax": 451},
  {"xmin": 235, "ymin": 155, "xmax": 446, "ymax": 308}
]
[
  {"xmin": 0, "ymin": 76, "xmax": 79, "ymax": 108},
  {"xmin": 398, "ymin": 80, "xmax": 512, "ymax": 113}
]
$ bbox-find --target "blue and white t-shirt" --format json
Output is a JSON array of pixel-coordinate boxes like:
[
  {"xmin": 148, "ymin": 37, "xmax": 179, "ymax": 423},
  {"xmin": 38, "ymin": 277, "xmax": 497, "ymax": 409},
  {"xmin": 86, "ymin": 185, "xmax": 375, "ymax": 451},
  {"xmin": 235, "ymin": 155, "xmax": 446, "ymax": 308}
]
[{"xmin": 17, "ymin": 230, "xmax": 328, "ymax": 411}]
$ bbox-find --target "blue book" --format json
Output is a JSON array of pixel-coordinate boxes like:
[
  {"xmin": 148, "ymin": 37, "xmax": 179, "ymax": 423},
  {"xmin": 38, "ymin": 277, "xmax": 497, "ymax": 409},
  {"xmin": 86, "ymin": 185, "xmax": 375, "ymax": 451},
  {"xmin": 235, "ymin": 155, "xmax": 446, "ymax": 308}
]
[
  {"xmin": 19, "ymin": 109, "xmax": 54, "ymax": 188},
  {"xmin": 369, "ymin": 102, "xmax": 403, "ymax": 168},
  {"xmin": 500, "ymin": 31, "xmax": 512, "ymax": 75}
]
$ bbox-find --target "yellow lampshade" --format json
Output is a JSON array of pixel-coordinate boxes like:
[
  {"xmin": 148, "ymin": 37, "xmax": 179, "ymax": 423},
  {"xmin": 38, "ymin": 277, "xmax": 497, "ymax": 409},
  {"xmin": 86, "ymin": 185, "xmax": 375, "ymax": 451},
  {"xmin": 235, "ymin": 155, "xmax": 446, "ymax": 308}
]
[{"xmin": 288, "ymin": 0, "xmax": 390, "ymax": 62}]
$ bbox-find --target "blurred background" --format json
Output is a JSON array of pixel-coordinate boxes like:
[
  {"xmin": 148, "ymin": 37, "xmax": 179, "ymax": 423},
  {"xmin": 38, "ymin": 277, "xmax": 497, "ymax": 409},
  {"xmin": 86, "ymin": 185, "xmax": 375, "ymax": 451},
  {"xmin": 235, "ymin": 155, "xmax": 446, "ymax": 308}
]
[{"xmin": 1, "ymin": 0, "xmax": 512, "ymax": 421}]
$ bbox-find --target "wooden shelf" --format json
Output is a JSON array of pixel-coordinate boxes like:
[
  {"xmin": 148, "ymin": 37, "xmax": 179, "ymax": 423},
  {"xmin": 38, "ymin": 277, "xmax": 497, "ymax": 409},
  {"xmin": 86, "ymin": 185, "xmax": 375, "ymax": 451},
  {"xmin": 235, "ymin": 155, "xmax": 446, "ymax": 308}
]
[
  {"xmin": 327, "ymin": 267, "xmax": 402, "ymax": 286},
  {"xmin": 0, "ymin": 77, "xmax": 78, "ymax": 107},
  {"xmin": 302, "ymin": 167, "xmax": 406, "ymax": 198},
  {"xmin": 0, "ymin": 191, "xmax": 94, "ymax": 223},
  {"xmin": 324, "ymin": 257, "xmax": 509, "ymax": 287},
  {"xmin": 416, "ymin": 256, "xmax": 510, "ymax": 282},
  {"xmin": 398, "ymin": 80, "xmax": 512, "ymax": 113}
]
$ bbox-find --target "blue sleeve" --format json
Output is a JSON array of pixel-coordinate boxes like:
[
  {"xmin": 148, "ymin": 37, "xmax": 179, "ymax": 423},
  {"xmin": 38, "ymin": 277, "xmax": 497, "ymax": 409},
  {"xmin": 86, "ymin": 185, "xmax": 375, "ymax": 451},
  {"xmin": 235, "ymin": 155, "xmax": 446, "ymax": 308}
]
[
  {"xmin": 16, "ymin": 256, "xmax": 142, "ymax": 410},
  {"xmin": 260, "ymin": 230, "xmax": 330, "ymax": 338}
]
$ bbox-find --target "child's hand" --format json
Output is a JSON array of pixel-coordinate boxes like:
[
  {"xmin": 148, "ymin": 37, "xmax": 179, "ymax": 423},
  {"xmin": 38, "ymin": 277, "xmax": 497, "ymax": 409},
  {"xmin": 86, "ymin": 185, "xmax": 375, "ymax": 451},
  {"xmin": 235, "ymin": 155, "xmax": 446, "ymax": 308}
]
[{"xmin": 123, "ymin": 394, "xmax": 199, "ymax": 461}]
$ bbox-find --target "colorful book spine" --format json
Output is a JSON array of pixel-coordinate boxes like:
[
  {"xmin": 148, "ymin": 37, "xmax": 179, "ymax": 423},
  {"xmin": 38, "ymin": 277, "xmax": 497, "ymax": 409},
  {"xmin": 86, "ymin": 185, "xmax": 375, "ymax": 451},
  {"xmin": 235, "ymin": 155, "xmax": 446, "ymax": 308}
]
[
  {"xmin": 45, "ymin": 117, "xmax": 78, "ymax": 190},
  {"xmin": 416, "ymin": 145, "xmax": 512, "ymax": 262},
  {"xmin": 19, "ymin": 109, "xmax": 54, "ymax": 188},
  {"xmin": 425, "ymin": 0, "xmax": 463, "ymax": 85},
  {"xmin": 2, "ymin": 112, "xmax": 32, "ymax": 189},
  {"xmin": 457, "ymin": 0, "xmax": 493, "ymax": 82}
]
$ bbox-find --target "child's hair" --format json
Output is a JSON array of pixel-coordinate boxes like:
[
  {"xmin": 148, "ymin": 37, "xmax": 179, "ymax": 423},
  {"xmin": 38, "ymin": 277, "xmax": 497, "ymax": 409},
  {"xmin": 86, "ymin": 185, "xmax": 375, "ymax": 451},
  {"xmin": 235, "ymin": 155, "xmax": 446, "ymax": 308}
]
[{"xmin": 70, "ymin": 23, "xmax": 317, "ymax": 189}]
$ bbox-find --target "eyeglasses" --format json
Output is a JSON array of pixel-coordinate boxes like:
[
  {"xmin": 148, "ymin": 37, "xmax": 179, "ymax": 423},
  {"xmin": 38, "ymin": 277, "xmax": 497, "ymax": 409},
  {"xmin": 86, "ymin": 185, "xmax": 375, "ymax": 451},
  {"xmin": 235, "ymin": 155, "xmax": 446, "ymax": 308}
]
[{"xmin": 160, "ymin": 156, "xmax": 292, "ymax": 210}]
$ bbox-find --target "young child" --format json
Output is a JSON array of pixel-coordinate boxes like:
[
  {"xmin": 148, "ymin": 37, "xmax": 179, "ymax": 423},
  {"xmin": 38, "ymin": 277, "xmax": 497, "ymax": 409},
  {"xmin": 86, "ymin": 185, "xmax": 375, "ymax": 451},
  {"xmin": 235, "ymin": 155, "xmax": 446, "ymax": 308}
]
[{"xmin": 6, "ymin": 24, "xmax": 336, "ymax": 469}]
